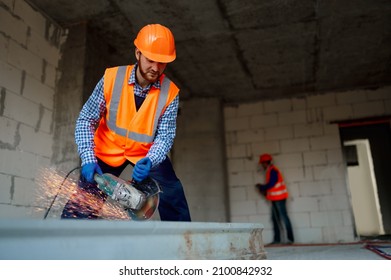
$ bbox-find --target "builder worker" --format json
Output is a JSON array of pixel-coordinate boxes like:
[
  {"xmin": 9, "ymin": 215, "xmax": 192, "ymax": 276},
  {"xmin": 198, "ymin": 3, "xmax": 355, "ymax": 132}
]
[
  {"xmin": 255, "ymin": 153, "xmax": 294, "ymax": 245},
  {"xmin": 61, "ymin": 24, "xmax": 191, "ymax": 221}
]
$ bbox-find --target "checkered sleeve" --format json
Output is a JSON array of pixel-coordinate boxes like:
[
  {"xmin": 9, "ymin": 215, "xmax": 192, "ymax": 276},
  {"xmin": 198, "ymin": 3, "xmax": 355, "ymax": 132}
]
[
  {"xmin": 75, "ymin": 77, "xmax": 106, "ymax": 166},
  {"xmin": 147, "ymin": 95, "xmax": 179, "ymax": 167}
]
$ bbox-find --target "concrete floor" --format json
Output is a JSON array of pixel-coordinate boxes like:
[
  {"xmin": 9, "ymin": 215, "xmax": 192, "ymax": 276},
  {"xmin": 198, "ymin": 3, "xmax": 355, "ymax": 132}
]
[{"xmin": 264, "ymin": 242, "xmax": 391, "ymax": 260}]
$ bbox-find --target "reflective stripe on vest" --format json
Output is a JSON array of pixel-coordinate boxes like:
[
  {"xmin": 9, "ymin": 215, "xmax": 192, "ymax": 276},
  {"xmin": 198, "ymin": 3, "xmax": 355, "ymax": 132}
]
[
  {"xmin": 106, "ymin": 66, "xmax": 170, "ymax": 143},
  {"xmin": 274, "ymin": 182, "xmax": 285, "ymax": 189},
  {"xmin": 268, "ymin": 188, "xmax": 288, "ymax": 197}
]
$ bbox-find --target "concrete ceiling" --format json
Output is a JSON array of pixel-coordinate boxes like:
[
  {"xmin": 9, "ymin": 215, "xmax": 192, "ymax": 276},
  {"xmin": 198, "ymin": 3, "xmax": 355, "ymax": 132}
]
[{"xmin": 27, "ymin": 0, "xmax": 391, "ymax": 103}]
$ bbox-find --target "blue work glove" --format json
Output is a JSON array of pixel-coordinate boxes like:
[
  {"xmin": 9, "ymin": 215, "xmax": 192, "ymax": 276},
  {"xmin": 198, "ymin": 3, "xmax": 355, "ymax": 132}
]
[
  {"xmin": 81, "ymin": 163, "xmax": 103, "ymax": 183},
  {"xmin": 133, "ymin": 157, "xmax": 152, "ymax": 182}
]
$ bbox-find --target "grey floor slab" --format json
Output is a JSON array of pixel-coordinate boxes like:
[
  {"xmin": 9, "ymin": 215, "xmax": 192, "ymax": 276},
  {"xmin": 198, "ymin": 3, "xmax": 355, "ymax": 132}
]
[{"xmin": 264, "ymin": 242, "xmax": 390, "ymax": 260}]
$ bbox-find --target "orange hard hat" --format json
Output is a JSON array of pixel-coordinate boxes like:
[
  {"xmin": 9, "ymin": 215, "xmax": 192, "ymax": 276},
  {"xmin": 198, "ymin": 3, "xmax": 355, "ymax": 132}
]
[
  {"xmin": 134, "ymin": 24, "xmax": 176, "ymax": 63},
  {"xmin": 259, "ymin": 153, "xmax": 272, "ymax": 163}
]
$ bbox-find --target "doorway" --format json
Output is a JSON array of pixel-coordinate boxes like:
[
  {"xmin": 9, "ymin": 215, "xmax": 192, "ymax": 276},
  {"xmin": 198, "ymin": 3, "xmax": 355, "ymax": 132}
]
[
  {"xmin": 344, "ymin": 139, "xmax": 384, "ymax": 236},
  {"xmin": 339, "ymin": 120, "xmax": 391, "ymax": 236}
]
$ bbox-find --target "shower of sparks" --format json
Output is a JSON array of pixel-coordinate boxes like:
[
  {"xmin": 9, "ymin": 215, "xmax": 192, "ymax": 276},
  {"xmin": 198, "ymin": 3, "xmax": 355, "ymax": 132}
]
[{"xmin": 35, "ymin": 167, "xmax": 130, "ymax": 220}]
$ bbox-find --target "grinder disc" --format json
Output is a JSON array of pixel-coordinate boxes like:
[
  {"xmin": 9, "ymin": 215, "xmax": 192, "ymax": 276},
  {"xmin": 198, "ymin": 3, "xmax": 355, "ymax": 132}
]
[{"xmin": 125, "ymin": 177, "xmax": 161, "ymax": 221}]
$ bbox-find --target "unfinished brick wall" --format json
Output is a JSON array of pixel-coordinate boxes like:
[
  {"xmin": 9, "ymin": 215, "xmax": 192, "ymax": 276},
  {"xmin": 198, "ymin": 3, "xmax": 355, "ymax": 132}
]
[
  {"xmin": 224, "ymin": 86, "xmax": 391, "ymax": 243},
  {"xmin": 0, "ymin": 0, "xmax": 66, "ymax": 218},
  {"xmin": 174, "ymin": 98, "xmax": 229, "ymax": 222}
]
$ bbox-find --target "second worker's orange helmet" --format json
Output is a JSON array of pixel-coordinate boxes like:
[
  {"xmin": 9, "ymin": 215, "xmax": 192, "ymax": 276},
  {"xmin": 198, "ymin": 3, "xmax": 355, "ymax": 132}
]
[
  {"xmin": 134, "ymin": 24, "xmax": 176, "ymax": 63},
  {"xmin": 259, "ymin": 153, "xmax": 273, "ymax": 163}
]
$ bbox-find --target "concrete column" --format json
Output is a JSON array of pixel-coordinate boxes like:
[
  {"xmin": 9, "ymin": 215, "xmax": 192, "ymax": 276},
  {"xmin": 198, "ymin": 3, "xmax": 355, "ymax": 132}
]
[{"xmin": 51, "ymin": 23, "xmax": 87, "ymax": 173}]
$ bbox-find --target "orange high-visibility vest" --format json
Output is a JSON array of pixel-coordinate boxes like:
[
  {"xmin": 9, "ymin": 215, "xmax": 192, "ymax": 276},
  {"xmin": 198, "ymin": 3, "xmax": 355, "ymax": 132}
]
[
  {"xmin": 265, "ymin": 165, "xmax": 288, "ymax": 201},
  {"xmin": 94, "ymin": 65, "xmax": 179, "ymax": 167}
]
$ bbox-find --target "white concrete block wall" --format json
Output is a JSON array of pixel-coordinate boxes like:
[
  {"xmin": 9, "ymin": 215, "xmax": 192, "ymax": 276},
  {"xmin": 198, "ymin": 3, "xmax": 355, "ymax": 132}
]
[
  {"xmin": 224, "ymin": 86, "xmax": 391, "ymax": 244},
  {"xmin": 174, "ymin": 98, "xmax": 229, "ymax": 222},
  {"xmin": 0, "ymin": 0, "xmax": 66, "ymax": 218}
]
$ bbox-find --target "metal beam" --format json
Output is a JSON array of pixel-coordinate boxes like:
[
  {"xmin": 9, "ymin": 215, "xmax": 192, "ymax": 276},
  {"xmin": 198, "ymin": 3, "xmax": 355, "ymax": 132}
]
[{"xmin": 0, "ymin": 220, "xmax": 266, "ymax": 260}]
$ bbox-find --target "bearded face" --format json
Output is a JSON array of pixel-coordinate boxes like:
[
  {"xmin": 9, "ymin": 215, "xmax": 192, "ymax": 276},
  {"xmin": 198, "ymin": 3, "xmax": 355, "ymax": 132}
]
[{"xmin": 135, "ymin": 49, "xmax": 167, "ymax": 86}]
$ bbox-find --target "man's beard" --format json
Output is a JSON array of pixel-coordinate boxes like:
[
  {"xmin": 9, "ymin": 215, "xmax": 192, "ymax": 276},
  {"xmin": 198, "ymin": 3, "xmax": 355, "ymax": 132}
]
[{"xmin": 138, "ymin": 61, "xmax": 161, "ymax": 83}]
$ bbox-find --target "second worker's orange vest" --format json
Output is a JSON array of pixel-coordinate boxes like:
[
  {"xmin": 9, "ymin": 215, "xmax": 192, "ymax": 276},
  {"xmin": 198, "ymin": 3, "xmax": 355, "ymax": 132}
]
[
  {"xmin": 94, "ymin": 65, "xmax": 179, "ymax": 166},
  {"xmin": 265, "ymin": 165, "xmax": 289, "ymax": 201}
]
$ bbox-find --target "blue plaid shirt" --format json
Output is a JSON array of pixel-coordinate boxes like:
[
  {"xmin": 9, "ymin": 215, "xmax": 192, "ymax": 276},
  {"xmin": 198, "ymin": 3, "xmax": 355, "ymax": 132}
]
[{"xmin": 75, "ymin": 63, "xmax": 179, "ymax": 168}]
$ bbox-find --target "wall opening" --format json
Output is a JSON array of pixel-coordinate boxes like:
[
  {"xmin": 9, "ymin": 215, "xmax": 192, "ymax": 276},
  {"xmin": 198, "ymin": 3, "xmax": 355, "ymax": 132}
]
[
  {"xmin": 343, "ymin": 139, "xmax": 384, "ymax": 236},
  {"xmin": 338, "ymin": 117, "xmax": 391, "ymax": 236}
]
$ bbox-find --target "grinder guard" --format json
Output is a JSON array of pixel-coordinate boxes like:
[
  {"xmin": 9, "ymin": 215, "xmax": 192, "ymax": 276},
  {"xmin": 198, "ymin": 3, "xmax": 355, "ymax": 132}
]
[{"xmin": 94, "ymin": 173, "xmax": 161, "ymax": 221}]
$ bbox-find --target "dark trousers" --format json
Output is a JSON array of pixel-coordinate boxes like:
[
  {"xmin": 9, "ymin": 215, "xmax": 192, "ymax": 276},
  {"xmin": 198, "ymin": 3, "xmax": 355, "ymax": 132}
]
[
  {"xmin": 271, "ymin": 199, "xmax": 294, "ymax": 243},
  {"xmin": 61, "ymin": 156, "xmax": 191, "ymax": 221}
]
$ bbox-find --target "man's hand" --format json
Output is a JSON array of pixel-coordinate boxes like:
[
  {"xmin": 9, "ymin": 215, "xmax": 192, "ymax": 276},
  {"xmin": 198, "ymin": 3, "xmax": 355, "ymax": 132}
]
[
  {"xmin": 255, "ymin": 183, "xmax": 267, "ymax": 197},
  {"xmin": 133, "ymin": 157, "xmax": 152, "ymax": 182},
  {"xmin": 81, "ymin": 163, "xmax": 103, "ymax": 183}
]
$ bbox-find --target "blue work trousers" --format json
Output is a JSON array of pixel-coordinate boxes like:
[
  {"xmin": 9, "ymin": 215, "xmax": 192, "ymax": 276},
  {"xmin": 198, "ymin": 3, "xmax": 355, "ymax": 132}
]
[
  {"xmin": 61, "ymin": 156, "xmax": 191, "ymax": 221},
  {"xmin": 271, "ymin": 199, "xmax": 294, "ymax": 243}
]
